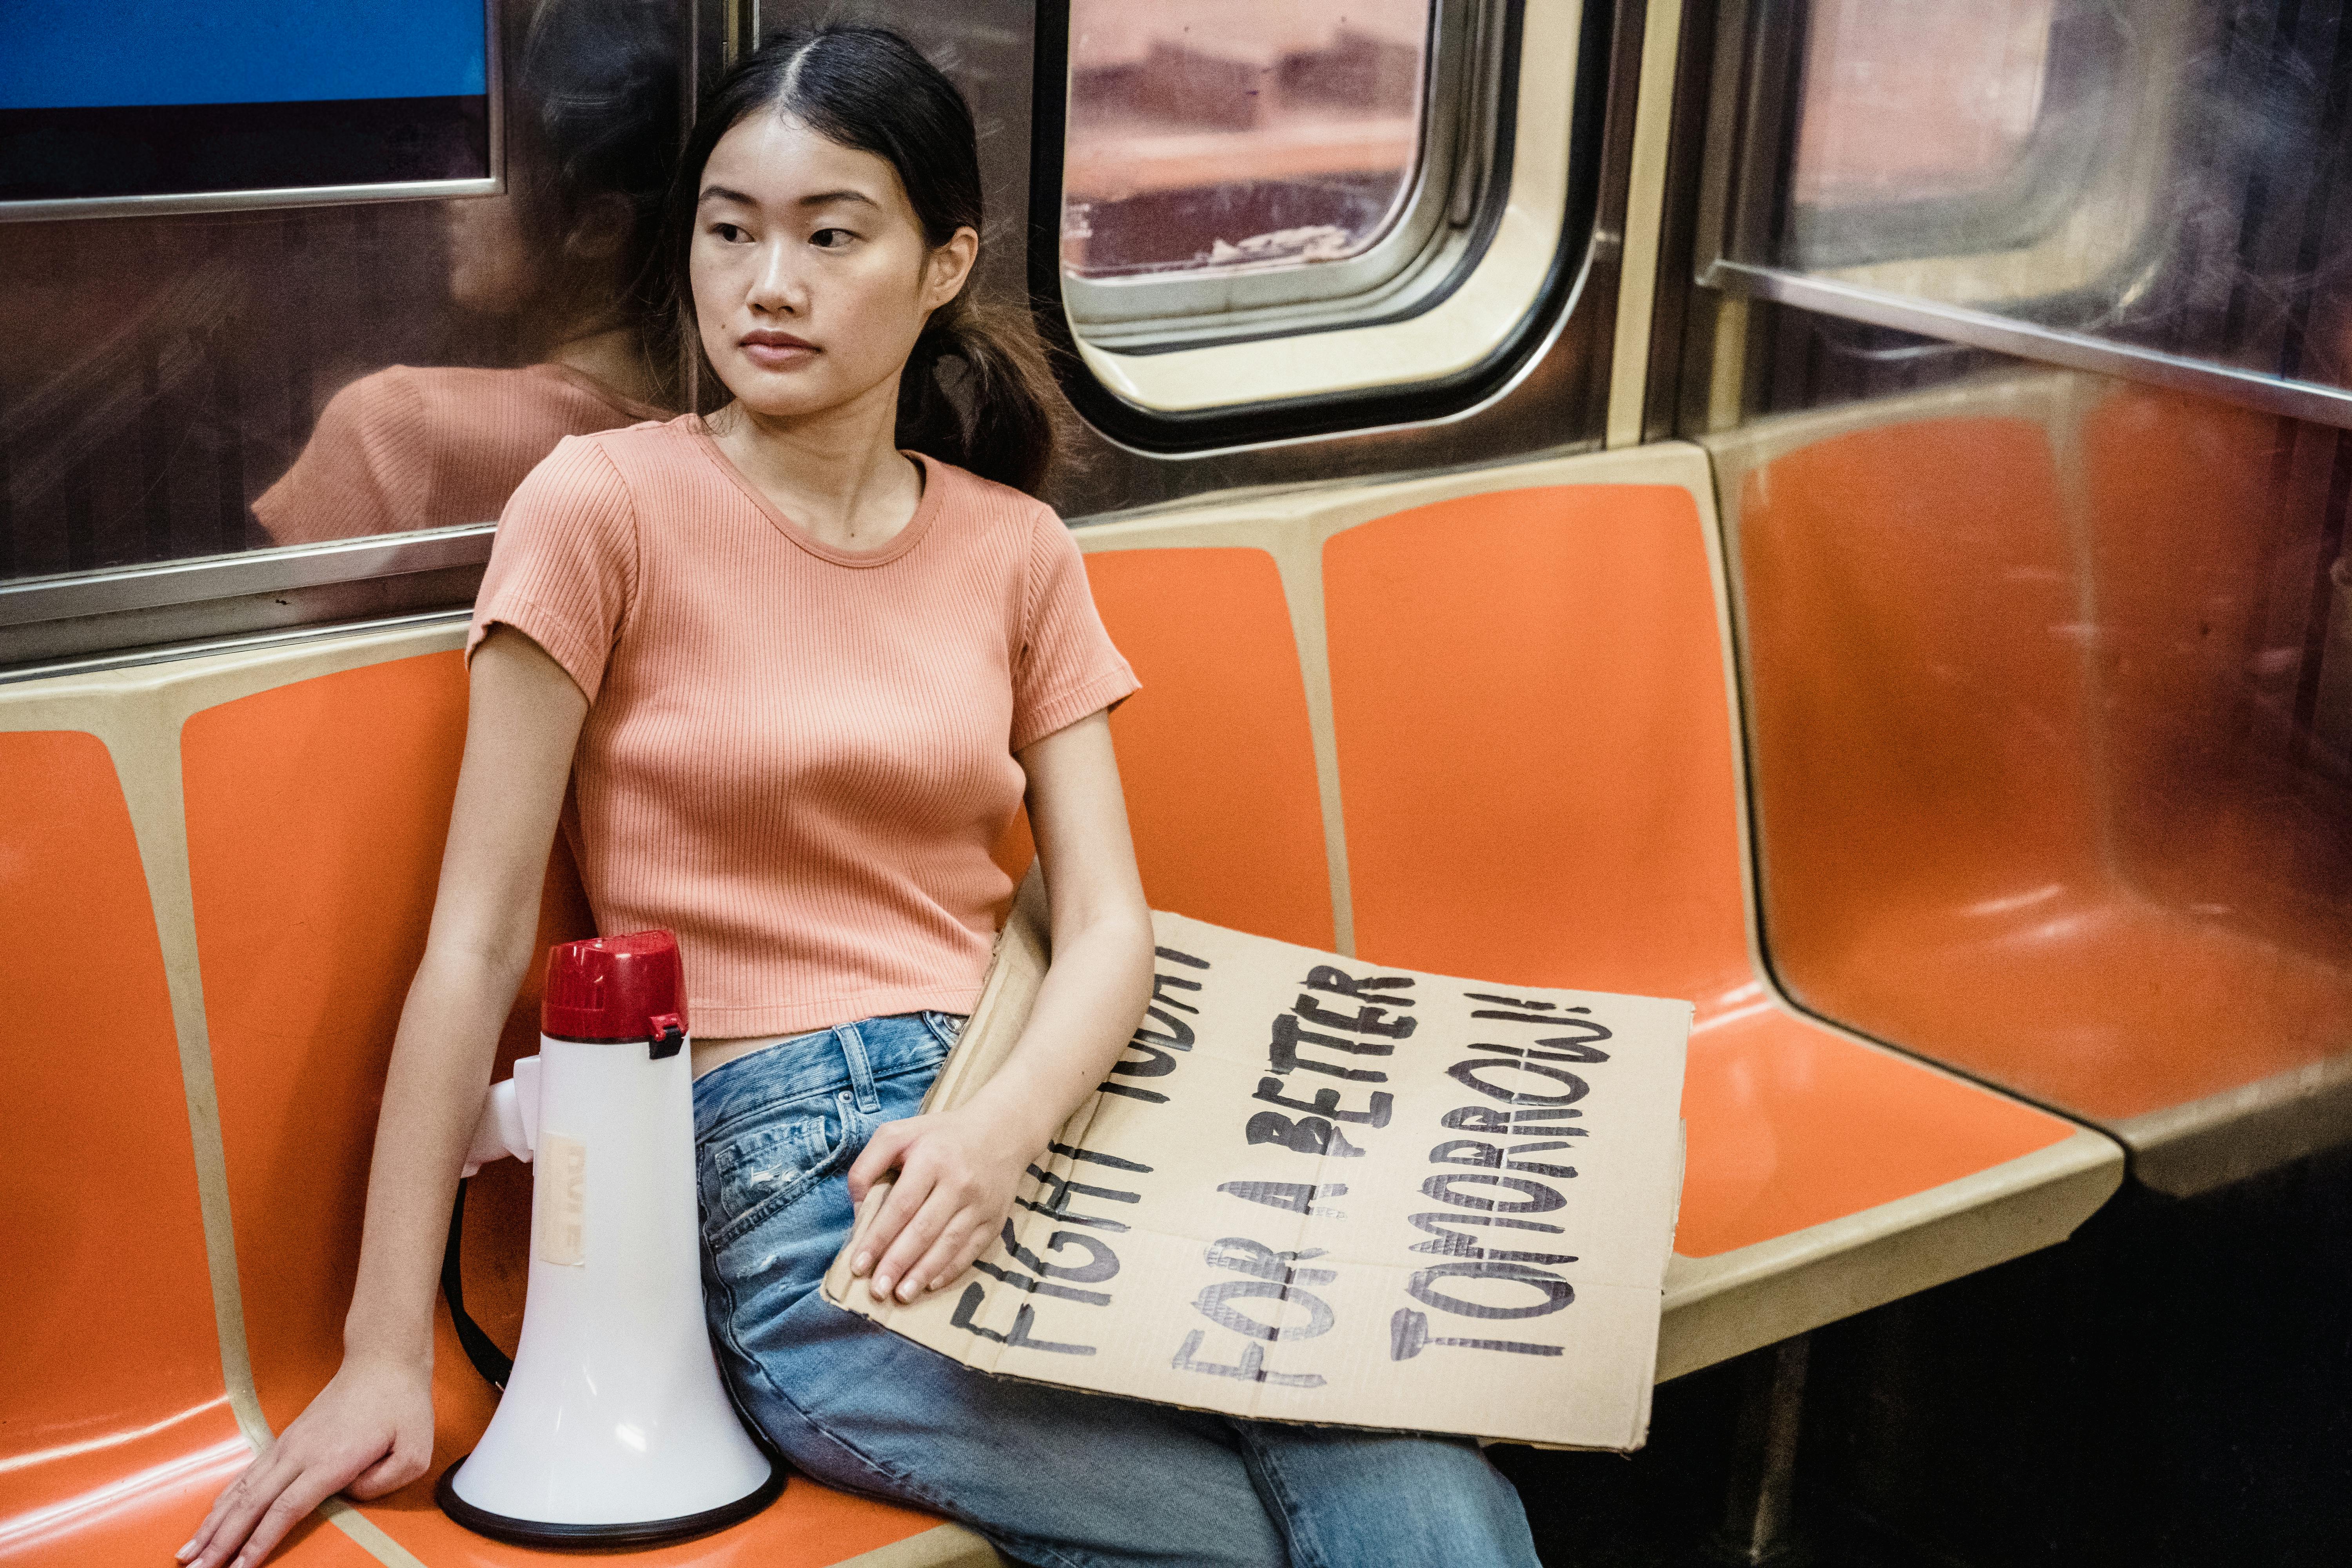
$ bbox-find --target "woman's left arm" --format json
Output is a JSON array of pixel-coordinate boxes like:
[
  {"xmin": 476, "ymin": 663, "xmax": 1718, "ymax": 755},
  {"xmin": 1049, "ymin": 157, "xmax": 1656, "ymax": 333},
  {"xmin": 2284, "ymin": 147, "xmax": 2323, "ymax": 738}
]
[{"xmin": 846, "ymin": 707, "xmax": 1153, "ymax": 1302}]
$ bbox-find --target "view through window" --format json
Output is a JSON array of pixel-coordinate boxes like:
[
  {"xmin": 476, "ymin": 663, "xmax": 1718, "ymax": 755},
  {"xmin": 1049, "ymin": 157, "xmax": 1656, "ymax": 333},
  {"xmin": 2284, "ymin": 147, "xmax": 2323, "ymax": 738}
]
[{"xmin": 1062, "ymin": 0, "xmax": 1432, "ymax": 282}]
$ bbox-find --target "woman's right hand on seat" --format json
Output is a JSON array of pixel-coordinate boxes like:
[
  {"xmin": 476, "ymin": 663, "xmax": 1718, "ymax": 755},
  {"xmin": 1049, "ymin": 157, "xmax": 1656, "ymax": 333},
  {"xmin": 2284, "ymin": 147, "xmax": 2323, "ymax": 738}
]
[{"xmin": 177, "ymin": 1349, "xmax": 436, "ymax": 1566}]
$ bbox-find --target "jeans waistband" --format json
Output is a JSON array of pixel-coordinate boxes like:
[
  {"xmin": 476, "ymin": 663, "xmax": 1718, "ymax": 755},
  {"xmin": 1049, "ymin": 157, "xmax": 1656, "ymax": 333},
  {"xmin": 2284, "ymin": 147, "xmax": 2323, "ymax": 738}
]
[{"xmin": 691, "ymin": 1011, "xmax": 956, "ymax": 1142}]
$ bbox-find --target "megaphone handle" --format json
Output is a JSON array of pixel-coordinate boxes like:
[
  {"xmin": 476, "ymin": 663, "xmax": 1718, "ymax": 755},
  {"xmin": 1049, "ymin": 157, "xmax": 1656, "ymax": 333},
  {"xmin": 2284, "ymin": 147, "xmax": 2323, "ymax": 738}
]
[{"xmin": 441, "ymin": 1178, "xmax": 515, "ymax": 1391}]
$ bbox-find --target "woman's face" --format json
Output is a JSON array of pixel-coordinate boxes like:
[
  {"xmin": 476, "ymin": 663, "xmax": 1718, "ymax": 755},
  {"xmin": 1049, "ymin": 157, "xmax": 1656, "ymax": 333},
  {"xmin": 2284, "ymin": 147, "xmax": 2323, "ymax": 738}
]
[{"xmin": 690, "ymin": 111, "xmax": 975, "ymax": 423}]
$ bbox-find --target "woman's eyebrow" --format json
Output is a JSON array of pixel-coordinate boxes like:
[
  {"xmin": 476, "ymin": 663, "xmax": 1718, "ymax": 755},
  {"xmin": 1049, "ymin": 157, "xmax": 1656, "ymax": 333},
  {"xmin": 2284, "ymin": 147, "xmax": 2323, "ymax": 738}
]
[
  {"xmin": 797, "ymin": 189, "xmax": 880, "ymax": 210},
  {"xmin": 698, "ymin": 184, "xmax": 758, "ymax": 206}
]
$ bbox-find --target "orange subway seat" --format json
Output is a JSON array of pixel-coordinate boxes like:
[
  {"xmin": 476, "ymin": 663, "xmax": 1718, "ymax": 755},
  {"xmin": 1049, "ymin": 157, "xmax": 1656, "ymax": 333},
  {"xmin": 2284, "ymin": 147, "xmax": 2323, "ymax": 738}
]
[
  {"xmin": 1733, "ymin": 407, "xmax": 2352, "ymax": 1121},
  {"xmin": 1323, "ymin": 484, "xmax": 2076, "ymax": 1256},
  {"xmin": 1734, "ymin": 418, "xmax": 2101, "ymax": 963},
  {"xmin": 1675, "ymin": 1000, "xmax": 2074, "ymax": 1257},
  {"xmin": 0, "ymin": 731, "xmax": 264, "ymax": 1563},
  {"xmin": 1788, "ymin": 895, "xmax": 2352, "ymax": 1119},
  {"xmin": 179, "ymin": 654, "xmax": 948, "ymax": 1564},
  {"xmin": 185, "ymin": 654, "xmax": 477, "ymax": 1436},
  {"xmin": 0, "ymin": 1429, "xmax": 381, "ymax": 1568},
  {"xmin": 1085, "ymin": 546, "xmax": 1334, "ymax": 949},
  {"xmin": 1325, "ymin": 485, "xmax": 1750, "ymax": 1003},
  {"xmin": 2078, "ymin": 387, "xmax": 2352, "ymax": 1096},
  {"xmin": 347, "ymin": 1474, "xmax": 941, "ymax": 1568}
]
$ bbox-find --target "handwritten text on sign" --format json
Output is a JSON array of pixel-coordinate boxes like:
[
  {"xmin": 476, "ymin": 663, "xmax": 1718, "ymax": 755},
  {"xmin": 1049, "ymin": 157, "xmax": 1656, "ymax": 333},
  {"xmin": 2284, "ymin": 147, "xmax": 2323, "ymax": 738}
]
[{"xmin": 826, "ymin": 911, "xmax": 1689, "ymax": 1450}]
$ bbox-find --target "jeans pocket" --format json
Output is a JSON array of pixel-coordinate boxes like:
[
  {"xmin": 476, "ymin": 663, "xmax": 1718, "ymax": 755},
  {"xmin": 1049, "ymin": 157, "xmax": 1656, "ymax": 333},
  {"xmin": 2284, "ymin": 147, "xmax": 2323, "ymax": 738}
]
[
  {"xmin": 918, "ymin": 1010, "xmax": 967, "ymax": 1052},
  {"xmin": 702, "ymin": 1091, "xmax": 858, "ymax": 1251}
]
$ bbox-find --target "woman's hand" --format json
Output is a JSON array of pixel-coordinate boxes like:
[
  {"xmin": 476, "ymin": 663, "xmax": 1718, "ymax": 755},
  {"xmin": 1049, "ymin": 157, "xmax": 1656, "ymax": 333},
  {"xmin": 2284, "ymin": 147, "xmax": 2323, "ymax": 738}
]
[
  {"xmin": 845, "ymin": 1103, "xmax": 1045, "ymax": 1303},
  {"xmin": 843, "ymin": 710, "xmax": 1154, "ymax": 1307},
  {"xmin": 178, "ymin": 1353, "xmax": 435, "ymax": 1568}
]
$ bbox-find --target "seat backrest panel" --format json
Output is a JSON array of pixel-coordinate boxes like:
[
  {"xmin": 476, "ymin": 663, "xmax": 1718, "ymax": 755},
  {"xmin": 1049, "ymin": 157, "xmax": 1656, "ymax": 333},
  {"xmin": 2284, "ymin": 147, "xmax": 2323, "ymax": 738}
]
[
  {"xmin": 1735, "ymin": 417, "xmax": 2101, "ymax": 952},
  {"xmin": 184, "ymin": 653, "xmax": 479, "ymax": 1430},
  {"xmin": 1085, "ymin": 546, "xmax": 1335, "ymax": 948},
  {"xmin": 1325, "ymin": 484, "xmax": 1750, "ymax": 1006},
  {"xmin": 2082, "ymin": 387, "xmax": 2352, "ymax": 963},
  {"xmin": 0, "ymin": 730, "xmax": 223, "ymax": 1468}
]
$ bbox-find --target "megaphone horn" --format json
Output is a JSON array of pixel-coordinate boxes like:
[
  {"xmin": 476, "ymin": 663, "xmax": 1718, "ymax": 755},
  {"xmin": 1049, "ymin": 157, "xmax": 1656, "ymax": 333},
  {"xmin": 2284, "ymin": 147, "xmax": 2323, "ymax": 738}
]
[{"xmin": 436, "ymin": 930, "xmax": 783, "ymax": 1547}]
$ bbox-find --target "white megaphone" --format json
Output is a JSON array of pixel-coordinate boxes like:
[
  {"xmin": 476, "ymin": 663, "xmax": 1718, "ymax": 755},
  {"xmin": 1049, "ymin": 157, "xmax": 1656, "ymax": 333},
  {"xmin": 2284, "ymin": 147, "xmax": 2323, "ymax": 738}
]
[{"xmin": 436, "ymin": 929, "xmax": 783, "ymax": 1547}]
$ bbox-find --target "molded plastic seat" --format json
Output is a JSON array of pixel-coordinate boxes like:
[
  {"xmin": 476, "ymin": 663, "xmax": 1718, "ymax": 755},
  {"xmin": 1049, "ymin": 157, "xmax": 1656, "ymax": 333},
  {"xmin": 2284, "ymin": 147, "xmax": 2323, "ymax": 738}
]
[
  {"xmin": 1319, "ymin": 483, "xmax": 2086, "ymax": 1268},
  {"xmin": 1072, "ymin": 456, "xmax": 2116, "ymax": 1380},
  {"xmin": 0, "ymin": 730, "xmax": 365, "ymax": 1566},
  {"xmin": 1, "ymin": 436, "xmax": 2127, "ymax": 1565},
  {"xmin": 1731, "ymin": 397, "xmax": 2352, "ymax": 1156}
]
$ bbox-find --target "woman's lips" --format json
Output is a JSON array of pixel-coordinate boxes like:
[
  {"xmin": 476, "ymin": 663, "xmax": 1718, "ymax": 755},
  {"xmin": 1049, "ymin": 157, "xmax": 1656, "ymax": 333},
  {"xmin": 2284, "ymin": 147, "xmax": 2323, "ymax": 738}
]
[{"xmin": 740, "ymin": 332, "xmax": 817, "ymax": 368}]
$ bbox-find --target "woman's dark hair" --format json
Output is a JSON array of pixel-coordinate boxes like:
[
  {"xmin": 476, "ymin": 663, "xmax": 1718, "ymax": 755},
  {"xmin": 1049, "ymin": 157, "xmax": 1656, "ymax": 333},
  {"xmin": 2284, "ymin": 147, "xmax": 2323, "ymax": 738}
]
[
  {"xmin": 506, "ymin": 0, "xmax": 680, "ymax": 386},
  {"xmin": 663, "ymin": 25, "xmax": 1063, "ymax": 495}
]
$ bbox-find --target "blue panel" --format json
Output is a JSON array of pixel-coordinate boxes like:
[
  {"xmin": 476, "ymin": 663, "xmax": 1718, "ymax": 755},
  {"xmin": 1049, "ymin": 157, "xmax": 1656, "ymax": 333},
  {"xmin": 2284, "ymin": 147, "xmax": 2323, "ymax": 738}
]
[{"xmin": 0, "ymin": 0, "xmax": 488, "ymax": 111}]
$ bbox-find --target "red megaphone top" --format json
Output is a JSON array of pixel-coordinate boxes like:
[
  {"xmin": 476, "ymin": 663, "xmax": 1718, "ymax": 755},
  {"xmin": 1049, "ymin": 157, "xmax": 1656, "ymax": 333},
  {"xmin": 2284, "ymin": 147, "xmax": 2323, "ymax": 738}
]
[{"xmin": 541, "ymin": 930, "xmax": 688, "ymax": 1054}]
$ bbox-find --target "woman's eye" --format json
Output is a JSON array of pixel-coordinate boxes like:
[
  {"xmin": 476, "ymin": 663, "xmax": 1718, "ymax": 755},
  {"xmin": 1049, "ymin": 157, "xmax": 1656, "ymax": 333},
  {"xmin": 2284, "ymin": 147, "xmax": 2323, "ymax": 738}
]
[
  {"xmin": 810, "ymin": 227, "xmax": 857, "ymax": 250},
  {"xmin": 711, "ymin": 221, "xmax": 750, "ymax": 243}
]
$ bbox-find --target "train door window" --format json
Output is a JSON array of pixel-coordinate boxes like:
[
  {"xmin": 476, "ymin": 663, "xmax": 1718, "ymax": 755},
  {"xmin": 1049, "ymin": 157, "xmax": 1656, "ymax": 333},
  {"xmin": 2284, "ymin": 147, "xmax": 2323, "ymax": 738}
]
[
  {"xmin": 1784, "ymin": 0, "xmax": 2066, "ymax": 265},
  {"xmin": 1042, "ymin": 0, "xmax": 1602, "ymax": 442},
  {"xmin": 1702, "ymin": 0, "xmax": 2352, "ymax": 426}
]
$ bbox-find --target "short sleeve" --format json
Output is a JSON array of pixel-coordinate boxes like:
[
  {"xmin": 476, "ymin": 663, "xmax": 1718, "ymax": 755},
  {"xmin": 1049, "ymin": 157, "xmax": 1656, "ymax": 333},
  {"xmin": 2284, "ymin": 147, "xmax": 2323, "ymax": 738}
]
[
  {"xmin": 466, "ymin": 435, "xmax": 638, "ymax": 703},
  {"xmin": 1011, "ymin": 509, "xmax": 1139, "ymax": 752}
]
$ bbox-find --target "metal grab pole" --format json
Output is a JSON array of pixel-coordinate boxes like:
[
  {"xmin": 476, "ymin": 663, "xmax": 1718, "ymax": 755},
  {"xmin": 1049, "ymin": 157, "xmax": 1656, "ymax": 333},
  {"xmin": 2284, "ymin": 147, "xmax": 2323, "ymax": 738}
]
[{"xmin": 1709, "ymin": 1333, "xmax": 1812, "ymax": 1566}]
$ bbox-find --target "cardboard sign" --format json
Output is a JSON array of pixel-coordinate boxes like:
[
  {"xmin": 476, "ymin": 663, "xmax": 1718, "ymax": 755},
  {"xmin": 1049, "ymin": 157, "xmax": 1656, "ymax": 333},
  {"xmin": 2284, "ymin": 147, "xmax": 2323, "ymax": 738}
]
[{"xmin": 822, "ymin": 875, "xmax": 1690, "ymax": 1450}]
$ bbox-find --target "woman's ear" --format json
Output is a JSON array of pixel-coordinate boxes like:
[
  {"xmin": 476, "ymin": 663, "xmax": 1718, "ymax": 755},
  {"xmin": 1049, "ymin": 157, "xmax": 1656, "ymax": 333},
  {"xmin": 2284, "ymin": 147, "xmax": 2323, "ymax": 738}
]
[{"xmin": 923, "ymin": 225, "xmax": 980, "ymax": 310}]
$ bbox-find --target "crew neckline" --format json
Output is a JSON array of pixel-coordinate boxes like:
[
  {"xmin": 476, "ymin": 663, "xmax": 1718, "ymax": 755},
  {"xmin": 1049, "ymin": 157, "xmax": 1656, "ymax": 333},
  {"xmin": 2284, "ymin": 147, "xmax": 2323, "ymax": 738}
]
[{"xmin": 684, "ymin": 413, "xmax": 941, "ymax": 568}]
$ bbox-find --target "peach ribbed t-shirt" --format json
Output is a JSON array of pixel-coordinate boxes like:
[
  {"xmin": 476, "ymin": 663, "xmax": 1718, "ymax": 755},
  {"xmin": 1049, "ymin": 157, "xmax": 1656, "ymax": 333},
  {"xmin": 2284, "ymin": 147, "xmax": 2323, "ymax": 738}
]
[
  {"xmin": 466, "ymin": 415, "xmax": 1138, "ymax": 1038},
  {"xmin": 255, "ymin": 363, "xmax": 666, "ymax": 545}
]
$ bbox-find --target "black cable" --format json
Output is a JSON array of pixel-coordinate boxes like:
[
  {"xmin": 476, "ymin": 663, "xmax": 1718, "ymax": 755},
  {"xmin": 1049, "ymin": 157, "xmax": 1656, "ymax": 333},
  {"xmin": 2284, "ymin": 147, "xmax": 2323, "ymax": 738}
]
[{"xmin": 441, "ymin": 1177, "xmax": 514, "ymax": 1391}]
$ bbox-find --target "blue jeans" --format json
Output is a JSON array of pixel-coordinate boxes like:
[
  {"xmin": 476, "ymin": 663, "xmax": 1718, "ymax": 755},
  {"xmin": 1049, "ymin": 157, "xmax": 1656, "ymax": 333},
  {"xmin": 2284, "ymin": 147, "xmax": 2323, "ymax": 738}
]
[{"xmin": 692, "ymin": 1012, "xmax": 1541, "ymax": 1568}]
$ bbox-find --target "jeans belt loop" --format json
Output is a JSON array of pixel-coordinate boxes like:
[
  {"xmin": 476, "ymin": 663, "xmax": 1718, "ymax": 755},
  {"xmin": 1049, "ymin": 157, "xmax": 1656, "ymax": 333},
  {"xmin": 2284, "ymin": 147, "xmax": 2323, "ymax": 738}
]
[{"xmin": 836, "ymin": 1021, "xmax": 883, "ymax": 1114}]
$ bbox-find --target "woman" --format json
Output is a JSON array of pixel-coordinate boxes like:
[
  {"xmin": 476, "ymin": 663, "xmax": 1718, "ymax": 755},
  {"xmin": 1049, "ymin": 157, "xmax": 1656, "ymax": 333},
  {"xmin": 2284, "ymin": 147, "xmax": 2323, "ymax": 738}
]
[{"xmin": 183, "ymin": 27, "xmax": 1539, "ymax": 1568}]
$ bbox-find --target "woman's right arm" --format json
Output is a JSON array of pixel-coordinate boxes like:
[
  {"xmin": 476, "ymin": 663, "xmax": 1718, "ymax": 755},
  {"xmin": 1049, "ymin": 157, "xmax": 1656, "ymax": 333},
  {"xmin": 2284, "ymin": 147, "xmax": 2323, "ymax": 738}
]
[{"xmin": 181, "ymin": 628, "xmax": 588, "ymax": 1568}]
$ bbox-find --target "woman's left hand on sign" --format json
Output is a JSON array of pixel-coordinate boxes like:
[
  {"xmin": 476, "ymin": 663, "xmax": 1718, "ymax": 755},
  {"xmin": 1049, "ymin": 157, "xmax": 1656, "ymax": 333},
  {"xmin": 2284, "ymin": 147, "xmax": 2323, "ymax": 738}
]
[{"xmin": 846, "ymin": 1103, "xmax": 1040, "ymax": 1302}]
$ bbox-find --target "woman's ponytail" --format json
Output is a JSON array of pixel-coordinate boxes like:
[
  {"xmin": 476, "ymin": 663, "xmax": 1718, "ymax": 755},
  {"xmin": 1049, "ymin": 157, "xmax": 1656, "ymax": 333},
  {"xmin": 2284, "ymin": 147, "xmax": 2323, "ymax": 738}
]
[
  {"xmin": 897, "ymin": 298, "xmax": 1062, "ymax": 496},
  {"xmin": 668, "ymin": 26, "xmax": 1072, "ymax": 496}
]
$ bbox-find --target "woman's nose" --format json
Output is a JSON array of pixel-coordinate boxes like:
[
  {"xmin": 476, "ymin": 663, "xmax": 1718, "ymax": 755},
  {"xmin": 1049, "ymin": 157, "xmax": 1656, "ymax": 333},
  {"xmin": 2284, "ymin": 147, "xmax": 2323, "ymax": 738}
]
[{"xmin": 746, "ymin": 240, "xmax": 804, "ymax": 315}]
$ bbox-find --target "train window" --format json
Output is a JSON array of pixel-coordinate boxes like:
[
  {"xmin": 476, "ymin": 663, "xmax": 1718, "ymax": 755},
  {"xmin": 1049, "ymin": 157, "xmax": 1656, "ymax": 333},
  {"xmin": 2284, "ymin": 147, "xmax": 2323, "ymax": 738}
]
[
  {"xmin": 1784, "ymin": 0, "xmax": 2065, "ymax": 265},
  {"xmin": 1042, "ymin": 0, "xmax": 1596, "ymax": 437},
  {"xmin": 1702, "ymin": 0, "xmax": 2352, "ymax": 427},
  {"xmin": 1060, "ymin": 0, "xmax": 1436, "ymax": 336}
]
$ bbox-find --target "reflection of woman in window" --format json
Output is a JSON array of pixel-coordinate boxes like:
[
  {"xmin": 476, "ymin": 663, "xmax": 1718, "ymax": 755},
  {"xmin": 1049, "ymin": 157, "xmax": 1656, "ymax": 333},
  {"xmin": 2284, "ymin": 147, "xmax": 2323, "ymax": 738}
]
[
  {"xmin": 185, "ymin": 28, "xmax": 1539, "ymax": 1568},
  {"xmin": 253, "ymin": 0, "xmax": 678, "ymax": 546}
]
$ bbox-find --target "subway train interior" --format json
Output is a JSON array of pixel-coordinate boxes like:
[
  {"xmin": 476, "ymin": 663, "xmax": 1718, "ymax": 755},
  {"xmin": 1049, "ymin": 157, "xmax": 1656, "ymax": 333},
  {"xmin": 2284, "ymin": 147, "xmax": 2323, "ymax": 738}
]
[{"xmin": 4, "ymin": 0, "xmax": 2350, "ymax": 1564}]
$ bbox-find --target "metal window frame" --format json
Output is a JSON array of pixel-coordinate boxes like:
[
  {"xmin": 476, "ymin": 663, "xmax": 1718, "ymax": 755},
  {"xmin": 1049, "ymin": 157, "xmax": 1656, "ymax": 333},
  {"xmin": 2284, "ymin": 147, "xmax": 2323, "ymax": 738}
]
[
  {"xmin": 0, "ymin": 0, "xmax": 506, "ymax": 224},
  {"xmin": 1060, "ymin": 0, "xmax": 1496, "ymax": 350},
  {"xmin": 0, "ymin": 527, "xmax": 497, "ymax": 675},
  {"xmin": 1692, "ymin": 0, "xmax": 2352, "ymax": 433}
]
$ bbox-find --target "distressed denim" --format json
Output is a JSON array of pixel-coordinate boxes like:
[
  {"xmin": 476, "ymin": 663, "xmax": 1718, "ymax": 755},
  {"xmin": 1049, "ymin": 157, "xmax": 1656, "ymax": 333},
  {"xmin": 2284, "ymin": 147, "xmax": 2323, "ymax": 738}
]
[{"xmin": 693, "ymin": 1011, "xmax": 1542, "ymax": 1568}]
